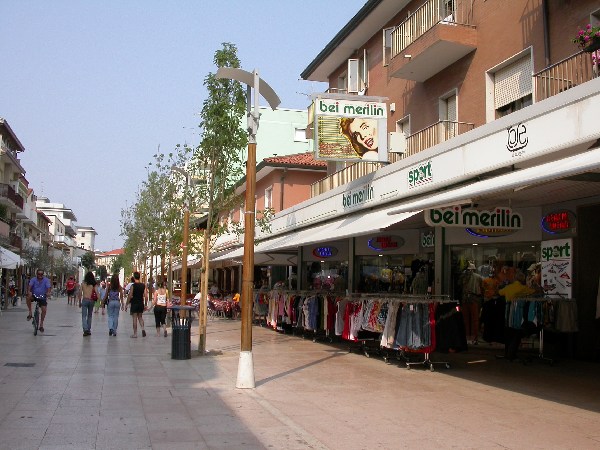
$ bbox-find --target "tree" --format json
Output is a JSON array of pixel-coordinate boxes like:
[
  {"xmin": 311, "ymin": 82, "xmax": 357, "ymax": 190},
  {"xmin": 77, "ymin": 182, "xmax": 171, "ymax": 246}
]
[
  {"xmin": 80, "ymin": 251, "xmax": 95, "ymax": 271},
  {"xmin": 110, "ymin": 255, "xmax": 124, "ymax": 275},
  {"xmin": 21, "ymin": 245, "xmax": 51, "ymax": 272},
  {"xmin": 190, "ymin": 42, "xmax": 248, "ymax": 354}
]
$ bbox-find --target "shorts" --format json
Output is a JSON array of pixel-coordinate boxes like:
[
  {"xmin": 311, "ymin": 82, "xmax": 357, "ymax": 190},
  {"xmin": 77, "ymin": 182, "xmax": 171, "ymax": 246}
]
[
  {"xmin": 33, "ymin": 297, "xmax": 48, "ymax": 307},
  {"xmin": 67, "ymin": 289, "xmax": 75, "ymax": 296}
]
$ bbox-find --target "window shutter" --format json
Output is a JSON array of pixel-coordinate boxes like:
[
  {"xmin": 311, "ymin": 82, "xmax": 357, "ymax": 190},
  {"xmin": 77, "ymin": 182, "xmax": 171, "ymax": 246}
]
[{"xmin": 494, "ymin": 56, "xmax": 532, "ymax": 109}]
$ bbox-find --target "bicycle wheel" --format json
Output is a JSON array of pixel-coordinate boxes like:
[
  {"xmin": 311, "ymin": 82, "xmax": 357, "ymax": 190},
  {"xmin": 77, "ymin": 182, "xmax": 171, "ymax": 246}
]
[{"xmin": 33, "ymin": 308, "xmax": 39, "ymax": 336}]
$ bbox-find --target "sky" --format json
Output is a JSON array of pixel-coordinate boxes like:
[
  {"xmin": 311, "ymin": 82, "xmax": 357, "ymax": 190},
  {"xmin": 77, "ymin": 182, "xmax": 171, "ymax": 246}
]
[{"xmin": 1, "ymin": 0, "xmax": 366, "ymax": 251}]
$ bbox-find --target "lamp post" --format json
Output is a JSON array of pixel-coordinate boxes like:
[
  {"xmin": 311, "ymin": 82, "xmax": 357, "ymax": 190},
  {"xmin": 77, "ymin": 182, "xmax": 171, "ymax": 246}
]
[
  {"xmin": 171, "ymin": 166, "xmax": 190, "ymax": 308},
  {"xmin": 215, "ymin": 67, "xmax": 280, "ymax": 389}
]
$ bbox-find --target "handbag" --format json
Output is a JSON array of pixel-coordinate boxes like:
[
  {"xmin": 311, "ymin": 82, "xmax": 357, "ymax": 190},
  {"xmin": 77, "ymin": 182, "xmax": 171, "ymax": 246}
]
[{"xmin": 91, "ymin": 285, "xmax": 98, "ymax": 301}]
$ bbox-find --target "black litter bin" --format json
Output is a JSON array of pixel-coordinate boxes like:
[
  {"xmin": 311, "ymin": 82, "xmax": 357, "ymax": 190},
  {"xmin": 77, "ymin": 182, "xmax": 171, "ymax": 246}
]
[{"xmin": 170, "ymin": 305, "xmax": 195, "ymax": 360}]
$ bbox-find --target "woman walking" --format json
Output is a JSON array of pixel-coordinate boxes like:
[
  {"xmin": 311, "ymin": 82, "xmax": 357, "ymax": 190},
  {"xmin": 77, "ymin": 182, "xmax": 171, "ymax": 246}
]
[
  {"xmin": 78, "ymin": 271, "xmax": 98, "ymax": 336},
  {"xmin": 104, "ymin": 274, "xmax": 124, "ymax": 336},
  {"xmin": 126, "ymin": 271, "xmax": 147, "ymax": 338},
  {"xmin": 152, "ymin": 281, "xmax": 169, "ymax": 337}
]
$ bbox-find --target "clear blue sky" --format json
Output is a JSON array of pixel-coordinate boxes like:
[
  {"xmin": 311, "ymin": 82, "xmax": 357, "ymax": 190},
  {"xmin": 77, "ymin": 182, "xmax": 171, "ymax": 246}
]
[{"xmin": 2, "ymin": 0, "xmax": 366, "ymax": 251}]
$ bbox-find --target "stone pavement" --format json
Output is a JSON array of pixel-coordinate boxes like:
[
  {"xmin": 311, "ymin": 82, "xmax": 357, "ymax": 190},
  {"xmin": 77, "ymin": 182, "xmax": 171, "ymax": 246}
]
[{"xmin": 0, "ymin": 296, "xmax": 599, "ymax": 449}]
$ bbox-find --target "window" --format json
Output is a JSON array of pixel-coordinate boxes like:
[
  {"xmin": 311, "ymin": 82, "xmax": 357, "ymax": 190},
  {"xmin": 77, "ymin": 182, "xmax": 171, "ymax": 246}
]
[
  {"xmin": 383, "ymin": 27, "xmax": 393, "ymax": 66},
  {"xmin": 496, "ymin": 94, "xmax": 532, "ymax": 118},
  {"xmin": 440, "ymin": 92, "xmax": 457, "ymax": 139},
  {"xmin": 294, "ymin": 127, "xmax": 307, "ymax": 142},
  {"xmin": 493, "ymin": 54, "xmax": 533, "ymax": 118},
  {"xmin": 80, "ymin": 243, "xmax": 84, "ymax": 249},
  {"xmin": 228, "ymin": 209, "xmax": 234, "ymax": 225},
  {"xmin": 337, "ymin": 74, "xmax": 347, "ymax": 94},
  {"xmin": 348, "ymin": 50, "xmax": 368, "ymax": 94},
  {"xmin": 264, "ymin": 186, "xmax": 273, "ymax": 210},
  {"xmin": 81, "ymin": 232, "xmax": 85, "ymax": 237},
  {"xmin": 239, "ymin": 205, "xmax": 245, "ymax": 226},
  {"xmin": 396, "ymin": 116, "xmax": 410, "ymax": 136}
]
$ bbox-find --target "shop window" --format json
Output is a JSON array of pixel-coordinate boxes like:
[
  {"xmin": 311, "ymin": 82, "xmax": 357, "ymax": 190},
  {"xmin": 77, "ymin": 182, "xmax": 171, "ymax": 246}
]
[
  {"xmin": 449, "ymin": 243, "xmax": 540, "ymax": 302},
  {"xmin": 356, "ymin": 254, "xmax": 431, "ymax": 294},
  {"xmin": 306, "ymin": 260, "xmax": 348, "ymax": 292}
]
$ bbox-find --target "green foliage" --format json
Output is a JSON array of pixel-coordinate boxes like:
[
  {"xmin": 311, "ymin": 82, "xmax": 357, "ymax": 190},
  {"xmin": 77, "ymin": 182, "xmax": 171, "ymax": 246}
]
[
  {"xmin": 110, "ymin": 254, "xmax": 124, "ymax": 275},
  {"xmin": 81, "ymin": 251, "xmax": 95, "ymax": 270},
  {"xmin": 21, "ymin": 245, "xmax": 51, "ymax": 271}
]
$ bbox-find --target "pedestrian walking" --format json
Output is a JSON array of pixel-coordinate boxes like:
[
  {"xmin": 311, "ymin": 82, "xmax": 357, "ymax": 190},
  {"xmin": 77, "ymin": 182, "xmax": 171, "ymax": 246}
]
[
  {"xmin": 152, "ymin": 281, "xmax": 169, "ymax": 337},
  {"xmin": 79, "ymin": 271, "xmax": 98, "ymax": 336},
  {"xmin": 126, "ymin": 271, "xmax": 147, "ymax": 338},
  {"xmin": 103, "ymin": 273, "xmax": 124, "ymax": 336}
]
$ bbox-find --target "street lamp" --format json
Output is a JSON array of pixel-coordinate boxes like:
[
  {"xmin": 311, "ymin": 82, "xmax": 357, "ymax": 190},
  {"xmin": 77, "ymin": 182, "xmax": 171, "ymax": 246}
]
[
  {"xmin": 216, "ymin": 67, "xmax": 280, "ymax": 389},
  {"xmin": 171, "ymin": 165, "xmax": 191, "ymax": 308}
]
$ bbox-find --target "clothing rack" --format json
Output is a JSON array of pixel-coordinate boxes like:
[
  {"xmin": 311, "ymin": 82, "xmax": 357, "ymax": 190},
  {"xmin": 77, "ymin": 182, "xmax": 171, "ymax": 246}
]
[
  {"xmin": 500, "ymin": 295, "xmax": 577, "ymax": 365},
  {"xmin": 261, "ymin": 289, "xmax": 460, "ymax": 371}
]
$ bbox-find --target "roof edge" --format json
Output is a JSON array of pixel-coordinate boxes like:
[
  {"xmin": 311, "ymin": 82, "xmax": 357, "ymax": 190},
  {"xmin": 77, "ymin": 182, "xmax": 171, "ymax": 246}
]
[{"xmin": 300, "ymin": 0, "xmax": 383, "ymax": 80}]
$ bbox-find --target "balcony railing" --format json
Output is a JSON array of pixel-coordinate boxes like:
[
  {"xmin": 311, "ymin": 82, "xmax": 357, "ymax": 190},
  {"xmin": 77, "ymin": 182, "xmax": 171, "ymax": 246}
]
[
  {"xmin": 0, "ymin": 183, "xmax": 24, "ymax": 210},
  {"xmin": 310, "ymin": 120, "xmax": 474, "ymax": 197},
  {"xmin": 311, "ymin": 162, "xmax": 381, "ymax": 197},
  {"xmin": 390, "ymin": 0, "xmax": 472, "ymax": 58},
  {"xmin": 533, "ymin": 50, "xmax": 599, "ymax": 102},
  {"xmin": 390, "ymin": 120, "xmax": 475, "ymax": 162}
]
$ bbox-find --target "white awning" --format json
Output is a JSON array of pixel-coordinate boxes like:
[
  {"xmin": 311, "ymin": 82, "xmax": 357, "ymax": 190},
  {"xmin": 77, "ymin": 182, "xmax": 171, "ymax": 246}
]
[
  {"xmin": 211, "ymin": 205, "xmax": 419, "ymax": 263},
  {"xmin": 0, "ymin": 247, "xmax": 20, "ymax": 269},
  {"xmin": 172, "ymin": 255, "xmax": 202, "ymax": 271},
  {"xmin": 388, "ymin": 147, "xmax": 600, "ymax": 215}
]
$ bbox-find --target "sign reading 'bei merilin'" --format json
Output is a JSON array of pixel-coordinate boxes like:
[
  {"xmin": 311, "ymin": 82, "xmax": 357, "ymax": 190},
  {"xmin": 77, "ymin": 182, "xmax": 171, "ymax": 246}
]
[{"xmin": 425, "ymin": 206, "xmax": 523, "ymax": 229}]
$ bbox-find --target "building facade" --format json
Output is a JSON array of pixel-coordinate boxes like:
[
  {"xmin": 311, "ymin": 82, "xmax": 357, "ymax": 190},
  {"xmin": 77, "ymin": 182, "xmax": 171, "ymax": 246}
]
[{"xmin": 213, "ymin": 0, "xmax": 600, "ymax": 359}]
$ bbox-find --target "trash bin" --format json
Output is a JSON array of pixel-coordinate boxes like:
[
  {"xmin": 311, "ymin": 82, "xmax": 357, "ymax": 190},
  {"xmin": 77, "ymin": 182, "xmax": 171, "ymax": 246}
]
[{"xmin": 170, "ymin": 305, "xmax": 195, "ymax": 360}]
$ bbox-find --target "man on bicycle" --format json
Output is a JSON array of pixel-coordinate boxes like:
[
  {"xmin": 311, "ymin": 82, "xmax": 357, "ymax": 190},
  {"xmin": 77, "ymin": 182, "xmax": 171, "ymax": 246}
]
[{"xmin": 27, "ymin": 269, "xmax": 52, "ymax": 333}]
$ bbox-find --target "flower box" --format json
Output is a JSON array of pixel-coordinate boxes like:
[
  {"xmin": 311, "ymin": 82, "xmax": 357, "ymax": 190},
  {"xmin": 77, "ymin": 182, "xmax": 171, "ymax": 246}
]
[{"xmin": 583, "ymin": 35, "xmax": 600, "ymax": 53}]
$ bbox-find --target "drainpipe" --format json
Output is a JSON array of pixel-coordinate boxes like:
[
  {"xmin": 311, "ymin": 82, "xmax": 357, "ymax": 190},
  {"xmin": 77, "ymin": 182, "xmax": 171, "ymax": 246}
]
[
  {"xmin": 279, "ymin": 168, "xmax": 287, "ymax": 211},
  {"xmin": 542, "ymin": 0, "xmax": 550, "ymax": 67}
]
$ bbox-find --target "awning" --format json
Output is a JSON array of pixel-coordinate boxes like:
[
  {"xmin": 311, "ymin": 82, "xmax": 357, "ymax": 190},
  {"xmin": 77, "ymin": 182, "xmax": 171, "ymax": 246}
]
[
  {"xmin": 0, "ymin": 247, "xmax": 20, "ymax": 269},
  {"xmin": 172, "ymin": 255, "xmax": 202, "ymax": 271},
  {"xmin": 388, "ymin": 147, "xmax": 600, "ymax": 215},
  {"xmin": 212, "ymin": 204, "xmax": 419, "ymax": 263}
]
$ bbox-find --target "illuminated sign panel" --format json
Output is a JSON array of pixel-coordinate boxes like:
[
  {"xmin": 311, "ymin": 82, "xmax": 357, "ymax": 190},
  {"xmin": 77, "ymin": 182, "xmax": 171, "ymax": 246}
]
[
  {"xmin": 312, "ymin": 247, "xmax": 338, "ymax": 258},
  {"xmin": 312, "ymin": 96, "xmax": 388, "ymax": 163},
  {"xmin": 541, "ymin": 210, "xmax": 575, "ymax": 234}
]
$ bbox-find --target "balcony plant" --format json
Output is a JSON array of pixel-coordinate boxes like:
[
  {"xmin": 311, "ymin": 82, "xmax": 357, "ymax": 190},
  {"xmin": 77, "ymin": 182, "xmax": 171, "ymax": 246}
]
[{"xmin": 573, "ymin": 24, "xmax": 600, "ymax": 52}]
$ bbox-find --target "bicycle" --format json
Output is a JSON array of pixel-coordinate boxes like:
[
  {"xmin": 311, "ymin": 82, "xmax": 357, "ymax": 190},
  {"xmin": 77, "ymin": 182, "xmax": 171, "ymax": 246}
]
[{"xmin": 31, "ymin": 294, "xmax": 44, "ymax": 336}]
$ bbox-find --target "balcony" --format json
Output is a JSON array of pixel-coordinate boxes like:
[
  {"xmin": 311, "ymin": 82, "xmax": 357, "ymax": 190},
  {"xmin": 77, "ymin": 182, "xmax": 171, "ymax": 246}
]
[
  {"xmin": 311, "ymin": 120, "xmax": 474, "ymax": 197},
  {"xmin": 53, "ymin": 234, "xmax": 76, "ymax": 248},
  {"xmin": 0, "ymin": 183, "xmax": 24, "ymax": 210},
  {"xmin": 388, "ymin": 0, "xmax": 476, "ymax": 82},
  {"xmin": 389, "ymin": 120, "xmax": 474, "ymax": 162},
  {"xmin": 533, "ymin": 51, "xmax": 599, "ymax": 102}
]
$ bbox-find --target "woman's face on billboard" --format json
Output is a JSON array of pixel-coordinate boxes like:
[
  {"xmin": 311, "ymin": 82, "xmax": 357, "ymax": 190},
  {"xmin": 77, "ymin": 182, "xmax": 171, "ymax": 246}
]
[{"xmin": 349, "ymin": 118, "xmax": 378, "ymax": 151}]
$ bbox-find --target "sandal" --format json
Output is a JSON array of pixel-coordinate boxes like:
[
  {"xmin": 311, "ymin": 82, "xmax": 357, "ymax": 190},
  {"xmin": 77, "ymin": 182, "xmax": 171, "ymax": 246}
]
[
  {"xmin": 164, "ymin": 330, "xmax": 168, "ymax": 337},
  {"xmin": 142, "ymin": 330, "xmax": 146, "ymax": 337},
  {"xmin": 26, "ymin": 315, "xmax": 32, "ymax": 321},
  {"xmin": 130, "ymin": 334, "xmax": 137, "ymax": 338}
]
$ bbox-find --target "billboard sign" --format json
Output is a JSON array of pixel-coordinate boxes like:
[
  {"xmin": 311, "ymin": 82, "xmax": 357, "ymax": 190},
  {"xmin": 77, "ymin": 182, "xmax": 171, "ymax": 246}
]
[{"xmin": 312, "ymin": 96, "xmax": 388, "ymax": 162}]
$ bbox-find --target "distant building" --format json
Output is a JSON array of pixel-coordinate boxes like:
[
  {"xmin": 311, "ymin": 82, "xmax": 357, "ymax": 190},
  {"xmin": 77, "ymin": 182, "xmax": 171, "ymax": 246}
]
[
  {"xmin": 96, "ymin": 248, "xmax": 123, "ymax": 272},
  {"xmin": 242, "ymin": 107, "xmax": 310, "ymax": 163},
  {"xmin": 76, "ymin": 226, "xmax": 97, "ymax": 252}
]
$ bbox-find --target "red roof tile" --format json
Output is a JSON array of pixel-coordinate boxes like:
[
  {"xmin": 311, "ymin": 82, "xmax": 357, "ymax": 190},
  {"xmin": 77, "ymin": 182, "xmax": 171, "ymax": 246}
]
[{"xmin": 262, "ymin": 152, "xmax": 327, "ymax": 167}]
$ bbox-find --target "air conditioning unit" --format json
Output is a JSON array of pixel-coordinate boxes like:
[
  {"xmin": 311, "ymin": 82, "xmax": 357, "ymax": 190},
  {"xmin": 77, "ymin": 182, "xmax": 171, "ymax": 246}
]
[{"xmin": 388, "ymin": 132, "xmax": 406, "ymax": 154}]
